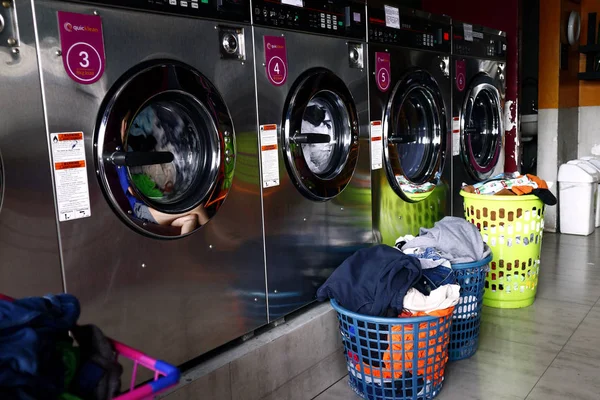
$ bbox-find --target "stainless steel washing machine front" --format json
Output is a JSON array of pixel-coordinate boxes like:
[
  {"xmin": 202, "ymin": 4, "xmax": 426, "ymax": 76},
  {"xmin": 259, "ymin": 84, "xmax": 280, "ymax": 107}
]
[
  {"xmin": 451, "ymin": 21, "xmax": 507, "ymax": 217},
  {"xmin": 368, "ymin": 5, "xmax": 452, "ymax": 245},
  {"xmin": 34, "ymin": 0, "xmax": 267, "ymax": 365},
  {"xmin": 252, "ymin": 0, "xmax": 372, "ymax": 320},
  {"xmin": 0, "ymin": 0, "xmax": 63, "ymax": 297}
]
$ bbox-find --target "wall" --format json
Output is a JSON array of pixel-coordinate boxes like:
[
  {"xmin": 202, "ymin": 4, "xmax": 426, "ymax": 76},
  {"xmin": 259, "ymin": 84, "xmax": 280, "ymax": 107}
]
[
  {"xmin": 537, "ymin": 0, "xmax": 581, "ymax": 231},
  {"xmin": 579, "ymin": 0, "xmax": 600, "ymax": 157},
  {"xmin": 422, "ymin": 0, "xmax": 521, "ymax": 173}
]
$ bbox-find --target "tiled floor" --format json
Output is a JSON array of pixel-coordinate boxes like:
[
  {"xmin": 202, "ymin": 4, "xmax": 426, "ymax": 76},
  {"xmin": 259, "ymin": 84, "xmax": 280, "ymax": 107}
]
[{"xmin": 313, "ymin": 232, "xmax": 600, "ymax": 400}]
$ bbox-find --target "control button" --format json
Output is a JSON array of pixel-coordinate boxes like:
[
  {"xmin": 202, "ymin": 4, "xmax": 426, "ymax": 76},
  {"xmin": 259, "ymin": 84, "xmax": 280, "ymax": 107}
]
[
  {"xmin": 180, "ymin": 1, "xmax": 188, "ymax": 6},
  {"xmin": 327, "ymin": 14, "xmax": 331, "ymax": 20},
  {"xmin": 320, "ymin": 13, "xmax": 325, "ymax": 18},
  {"xmin": 255, "ymin": 7, "xmax": 260, "ymax": 14},
  {"xmin": 327, "ymin": 23, "xmax": 332, "ymax": 29},
  {"xmin": 192, "ymin": 2, "xmax": 199, "ymax": 8},
  {"xmin": 169, "ymin": 0, "xmax": 176, "ymax": 4},
  {"xmin": 321, "ymin": 23, "xmax": 325, "ymax": 28},
  {"xmin": 333, "ymin": 24, "xmax": 338, "ymax": 30}
]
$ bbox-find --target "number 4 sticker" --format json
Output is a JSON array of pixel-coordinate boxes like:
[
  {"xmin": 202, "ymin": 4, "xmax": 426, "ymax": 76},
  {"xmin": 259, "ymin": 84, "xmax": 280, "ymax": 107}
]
[{"xmin": 264, "ymin": 36, "xmax": 288, "ymax": 86}]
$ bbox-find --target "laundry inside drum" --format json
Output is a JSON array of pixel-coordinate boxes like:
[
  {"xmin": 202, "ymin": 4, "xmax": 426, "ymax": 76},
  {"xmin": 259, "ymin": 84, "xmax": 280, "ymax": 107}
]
[
  {"xmin": 126, "ymin": 100, "xmax": 204, "ymax": 206},
  {"xmin": 300, "ymin": 92, "xmax": 351, "ymax": 178}
]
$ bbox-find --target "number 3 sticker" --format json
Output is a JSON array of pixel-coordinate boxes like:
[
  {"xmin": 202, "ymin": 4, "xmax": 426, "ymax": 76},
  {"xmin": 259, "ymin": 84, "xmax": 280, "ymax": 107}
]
[
  {"xmin": 79, "ymin": 51, "xmax": 89, "ymax": 68},
  {"xmin": 58, "ymin": 11, "xmax": 106, "ymax": 85}
]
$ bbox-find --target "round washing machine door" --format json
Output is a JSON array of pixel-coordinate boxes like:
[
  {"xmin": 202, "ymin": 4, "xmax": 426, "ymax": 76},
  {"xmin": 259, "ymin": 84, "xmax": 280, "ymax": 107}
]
[
  {"xmin": 461, "ymin": 74, "xmax": 503, "ymax": 181},
  {"xmin": 96, "ymin": 60, "xmax": 234, "ymax": 239},
  {"xmin": 281, "ymin": 68, "xmax": 360, "ymax": 201},
  {"xmin": 383, "ymin": 69, "xmax": 447, "ymax": 202}
]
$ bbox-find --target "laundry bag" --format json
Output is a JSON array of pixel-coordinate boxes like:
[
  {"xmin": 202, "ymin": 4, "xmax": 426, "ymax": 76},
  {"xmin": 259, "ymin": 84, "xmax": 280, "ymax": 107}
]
[
  {"xmin": 449, "ymin": 253, "xmax": 492, "ymax": 360},
  {"xmin": 460, "ymin": 191, "xmax": 545, "ymax": 308},
  {"xmin": 332, "ymin": 299, "xmax": 453, "ymax": 400}
]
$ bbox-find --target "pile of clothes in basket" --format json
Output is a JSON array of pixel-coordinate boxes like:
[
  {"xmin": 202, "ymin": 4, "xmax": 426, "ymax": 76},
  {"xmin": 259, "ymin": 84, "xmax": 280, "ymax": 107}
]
[
  {"xmin": 0, "ymin": 294, "xmax": 123, "ymax": 400},
  {"xmin": 462, "ymin": 172, "xmax": 556, "ymax": 205},
  {"xmin": 317, "ymin": 217, "xmax": 490, "ymax": 398}
]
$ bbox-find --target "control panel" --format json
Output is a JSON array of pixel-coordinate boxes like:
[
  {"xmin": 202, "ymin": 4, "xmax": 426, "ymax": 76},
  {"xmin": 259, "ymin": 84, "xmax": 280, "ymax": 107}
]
[
  {"xmin": 452, "ymin": 22, "xmax": 507, "ymax": 59},
  {"xmin": 252, "ymin": 0, "xmax": 366, "ymax": 40},
  {"xmin": 367, "ymin": 6, "xmax": 451, "ymax": 53},
  {"xmin": 69, "ymin": 0, "xmax": 251, "ymax": 22}
]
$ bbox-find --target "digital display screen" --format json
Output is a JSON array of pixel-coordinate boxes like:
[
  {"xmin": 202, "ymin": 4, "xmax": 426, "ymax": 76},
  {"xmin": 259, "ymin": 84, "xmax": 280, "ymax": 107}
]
[{"xmin": 282, "ymin": 0, "xmax": 303, "ymax": 7}]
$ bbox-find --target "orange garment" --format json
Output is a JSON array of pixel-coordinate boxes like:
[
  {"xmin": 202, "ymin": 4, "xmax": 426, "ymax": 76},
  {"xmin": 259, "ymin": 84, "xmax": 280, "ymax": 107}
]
[
  {"xmin": 356, "ymin": 307, "xmax": 454, "ymax": 383},
  {"xmin": 512, "ymin": 174, "xmax": 548, "ymax": 195}
]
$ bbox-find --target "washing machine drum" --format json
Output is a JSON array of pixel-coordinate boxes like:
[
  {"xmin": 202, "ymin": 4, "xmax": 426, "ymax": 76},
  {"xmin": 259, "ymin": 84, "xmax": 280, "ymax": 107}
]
[
  {"xmin": 461, "ymin": 79, "xmax": 503, "ymax": 181},
  {"xmin": 384, "ymin": 69, "xmax": 447, "ymax": 202},
  {"xmin": 282, "ymin": 69, "xmax": 360, "ymax": 201},
  {"xmin": 96, "ymin": 60, "xmax": 234, "ymax": 238}
]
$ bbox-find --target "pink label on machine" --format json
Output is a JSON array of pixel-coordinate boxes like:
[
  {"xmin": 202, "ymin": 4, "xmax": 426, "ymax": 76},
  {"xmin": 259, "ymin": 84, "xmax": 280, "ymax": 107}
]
[
  {"xmin": 57, "ymin": 11, "xmax": 106, "ymax": 85},
  {"xmin": 455, "ymin": 59, "xmax": 466, "ymax": 92},
  {"xmin": 264, "ymin": 36, "xmax": 288, "ymax": 86},
  {"xmin": 375, "ymin": 52, "xmax": 390, "ymax": 92}
]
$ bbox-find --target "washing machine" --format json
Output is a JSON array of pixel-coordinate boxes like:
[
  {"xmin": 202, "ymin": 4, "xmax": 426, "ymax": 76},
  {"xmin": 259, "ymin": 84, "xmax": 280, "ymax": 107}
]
[
  {"xmin": 368, "ymin": 4, "xmax": 452, "ymax": 246},
  {"xmin": 251, "ymin": 0, "xmax": 372, "ymax": 320},
  {"xmin": 451, "ymin": 21, "xmax": 507, "ymax": 216},
  {"xmin": 0, "ymin": 1, "xmax": 63, "ymax": 297},
  {"xmin": 33, "ymin": 0, "xmax": 267, "ymax": 365}
]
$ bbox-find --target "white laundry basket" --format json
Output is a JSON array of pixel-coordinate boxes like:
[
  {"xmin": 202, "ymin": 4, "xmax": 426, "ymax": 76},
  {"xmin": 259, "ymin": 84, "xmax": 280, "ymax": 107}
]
[
  {"xmin": 558, "ymin": 162, "xmax": 598, "ymax": 235},
  {"xmin": 580, "ymin": 157, "xmax": 600, "ymax": 227}
]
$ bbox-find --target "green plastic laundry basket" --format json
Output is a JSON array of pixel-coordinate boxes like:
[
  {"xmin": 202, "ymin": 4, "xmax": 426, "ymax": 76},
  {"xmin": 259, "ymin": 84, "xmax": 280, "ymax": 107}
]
[{"xmin": 460, "ymin": 191, "xmax": 545, "ymax": 309}]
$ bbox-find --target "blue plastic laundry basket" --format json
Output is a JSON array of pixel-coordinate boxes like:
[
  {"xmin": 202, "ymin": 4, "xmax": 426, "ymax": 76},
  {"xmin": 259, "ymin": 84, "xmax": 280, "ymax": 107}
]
[
  {"xmin": 331, "ymin": 300, "xmax": 453, "ymax": 400},
  {"xmin": 448, "ymin": 253, "xmax": 492, "ymax": 361}
]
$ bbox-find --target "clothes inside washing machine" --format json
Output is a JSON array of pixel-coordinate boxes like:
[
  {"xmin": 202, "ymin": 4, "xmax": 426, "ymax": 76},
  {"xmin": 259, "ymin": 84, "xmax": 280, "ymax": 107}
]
[{"xmin": 300, "ymin": 92, "xmax": 351, "ymax": 178}]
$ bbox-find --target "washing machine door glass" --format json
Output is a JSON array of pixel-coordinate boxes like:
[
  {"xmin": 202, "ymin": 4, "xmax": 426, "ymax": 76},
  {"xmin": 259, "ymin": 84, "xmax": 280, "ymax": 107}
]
[
  {"xmin": 384, "ymin": 70, "xmax": 446, "ymax": 202},
  {"xmin": 96, "ymin": 61, "xmax": 234, "ymax": 238},
  {"xmin": 461, "ymin": 80, "xmax": 503, "ymax": 180},
  {"xmin": 283, "ymin": 69, "xmax": 359, "ymax": 201}
]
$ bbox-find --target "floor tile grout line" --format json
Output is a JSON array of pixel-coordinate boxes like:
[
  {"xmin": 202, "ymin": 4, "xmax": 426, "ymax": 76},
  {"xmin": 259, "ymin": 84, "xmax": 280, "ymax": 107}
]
[
  {"xmin": 524, "ymin": 296, "xmax": 600, "ymax": 400},
  {"xmin": 310, "ymin": 375, "xmax": 347, "ymax": 400}
]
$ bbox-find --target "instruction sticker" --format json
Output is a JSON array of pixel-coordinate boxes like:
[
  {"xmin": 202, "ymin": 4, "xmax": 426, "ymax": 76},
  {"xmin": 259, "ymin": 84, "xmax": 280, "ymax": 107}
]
[
  {"xmin": 384, "ymin": 5, "xmax": 400, "ymax": 29},
  {"xmin": 50, "ymin": 132, "xmax": 91, "ymax": 222},
  {"xmin": 452, "ymin": 117, "xmax": 461, "ymax": 156},
  {"xmin": 370, "ymin": 121, "xmax": 383, "ymax": 170},
  {"xmin": 260, "ymin": 124, "xmax": 280, "ymax": 188},
  {"xmin": 57, "ymin": 11, "xmax": 106, "ymax": 85},
  {"xmin": 463, "ymin": 23, "xmax": 473, "ymax": 42}
]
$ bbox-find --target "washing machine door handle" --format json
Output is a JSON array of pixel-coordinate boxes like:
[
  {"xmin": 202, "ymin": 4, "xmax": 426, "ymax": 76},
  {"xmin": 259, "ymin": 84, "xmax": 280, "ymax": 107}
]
[
  {"xmin": 290, "ymin": 132, "xmax": 331, "ymax": 144},
  {"xmin": 388, "ymin": 134, "xmax": 418, "ymax": 145},
  {"xmin": 108, "ymin": 151, "xmax": 175, "ymax": 167}
]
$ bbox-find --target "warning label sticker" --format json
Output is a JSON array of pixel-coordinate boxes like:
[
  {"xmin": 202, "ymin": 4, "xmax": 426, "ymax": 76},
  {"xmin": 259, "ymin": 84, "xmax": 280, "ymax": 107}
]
[
  {"xmin": 370, "ymin": 121, "xmax": 383, "ymax": 170},
  {"xmin": 452, "ymin": 117, "xmax": 461, "ymax": 156},
  {"xmin": 260, "ymin": 124, "xmax": 280, "ymax": 188},
  {"xmin": 50, "ymin": 132, "xmax": 91, "ymax": 222}
]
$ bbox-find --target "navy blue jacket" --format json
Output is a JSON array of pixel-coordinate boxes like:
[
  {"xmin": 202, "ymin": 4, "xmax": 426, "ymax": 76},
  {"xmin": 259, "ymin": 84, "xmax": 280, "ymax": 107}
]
[{"xmin": 317, "ymin": 245, "xmax": 422, "ymax": 316}]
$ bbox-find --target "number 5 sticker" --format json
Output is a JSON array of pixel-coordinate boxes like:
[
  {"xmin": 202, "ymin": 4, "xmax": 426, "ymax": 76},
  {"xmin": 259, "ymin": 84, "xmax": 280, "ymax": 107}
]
[{"xmin": 375, "ymin": 52, "xmax": 391, "ymax": 92}]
